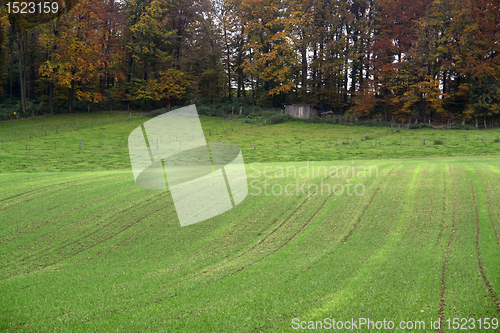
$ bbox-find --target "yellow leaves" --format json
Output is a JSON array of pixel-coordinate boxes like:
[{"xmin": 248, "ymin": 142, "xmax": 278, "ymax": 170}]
[
  {"xmin": 269, "ymin": 81, "xmax": 294, "ymax": 96},
  {"xmin": 76, "ymin": 91, "xmax": 105, "ymax": 103},
  {"xmin": 463, "ymin": 104, "xmax": 475, "ymax": 120},
  {"xmin": 129, "ymin": 69, "xmax": 189, "ymax": 102}
]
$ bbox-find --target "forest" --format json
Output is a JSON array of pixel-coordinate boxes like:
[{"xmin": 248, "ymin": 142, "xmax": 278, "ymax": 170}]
[{"xmin": 0, "ymin": 0, "xmax": 499, "ymax": 123}]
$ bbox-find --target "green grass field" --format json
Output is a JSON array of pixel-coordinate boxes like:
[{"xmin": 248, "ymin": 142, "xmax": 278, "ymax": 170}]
[{"xmin": 1, "ymin": 112, "xmax": 500, "ymax": 332}]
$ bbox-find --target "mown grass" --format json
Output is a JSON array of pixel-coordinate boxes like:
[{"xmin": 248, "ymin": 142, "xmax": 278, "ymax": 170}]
[
  {"xmin": 0, "ymin": 112, "xmax": 500, "ymax": 172},
  {"xmin": 1, "ymin": 112, "xmax": 500, "ymax": 332}
]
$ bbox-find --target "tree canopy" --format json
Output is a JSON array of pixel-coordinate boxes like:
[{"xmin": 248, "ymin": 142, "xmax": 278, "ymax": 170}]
[{"xmin": 0, "ymin": 0, "xmax": 499, "ymax": 123}]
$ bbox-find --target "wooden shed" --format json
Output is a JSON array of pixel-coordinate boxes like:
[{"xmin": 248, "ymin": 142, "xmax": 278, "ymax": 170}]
[{"xmin": 284, "ymin": 104, "xmax": 320, "ymax": 119}]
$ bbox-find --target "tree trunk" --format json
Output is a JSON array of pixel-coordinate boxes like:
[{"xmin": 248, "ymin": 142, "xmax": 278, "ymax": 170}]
[
  {"xmin": 49, "ymin": 81, "xmax": 54, "ymax": 115},
  {"xmin": 68, "ymin": 79, "xmax": 75, "ymax": 113},
  {"xmin": 17, "ymin": 32, "xmax": 26, "ymax": 115},
  {"xmin": 9, "ymin": 39, "xmax": 13, "ymax": 105},
  {"xmin": 301, "ymin": 31, "xmax": 307, "ymax": 102}
]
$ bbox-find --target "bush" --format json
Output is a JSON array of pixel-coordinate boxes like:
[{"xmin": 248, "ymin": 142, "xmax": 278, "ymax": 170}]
[
  {"xmin": 449, "ymin": 124, "xmax": 476, "ymax": 130},
  {"xmin": 434, "ymin": 140, "xmax": 444, "ymax": 145},
  {"xmin": 146, "ymin": 107, "xmax": 170, "ymax": 117},
  {"xmin": 301, "ymin": 117, "xmax": 340, "ymax": 124},
  {"xmin": 494, "ymin": 138, "xmax": 500, "ymax": 143},
  {"xmin": 409, "ymin": 123, "xmax": 435, "ymax": 129},
  {"xmin": 268, "ymin": 114, "xmax": 293, "ymax": 124},
  {"xmin": 355, "ymin": 120, "xmax": 392, "ymax": 127}
]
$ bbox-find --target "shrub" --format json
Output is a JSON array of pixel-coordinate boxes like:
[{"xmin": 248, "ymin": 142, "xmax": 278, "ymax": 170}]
[
  {"xmin": 449, "ymin": 124, "xmax": 476, "ymax": 130},
  {"xmin": 409, "ymin": 123, "xmax": 435, "ymax": 129},
  {"xmin": 434, "ymin": 140, "xmax": 444, "ymax": 145},
  {"xmin": 355, "ymin": 120, "xmax": 392, "ymax": 127}
]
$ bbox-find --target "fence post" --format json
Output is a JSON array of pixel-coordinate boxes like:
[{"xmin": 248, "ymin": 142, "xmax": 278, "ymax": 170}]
[
  {"xmin": 254, "ymin": 143, "xmax": 256, "ymax": 150},
  {"xmin": 423, "ymin": 135, "xmax": 426, "ymax": 145},
  {"xmin": 80, "ymin": 140, "xmax": 82, "ymax": 150}
]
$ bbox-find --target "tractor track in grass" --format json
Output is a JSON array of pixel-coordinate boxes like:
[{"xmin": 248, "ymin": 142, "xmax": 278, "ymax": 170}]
[
  {"xmin": 435, "ymin": 167, "xmax": 448, "ymax": 247},
  {"xmin": 4, "ymin": 169, "xmax": 238, "ymax": 278},
  {"xmin": 10, "ymin": 164, "xmax": 398, "ymax": 323},
  {"xmin": 66, "ymin": 171, "xmax": 361, "ymax": 318},
  {"xmin": 338, "ymin": 167, "xmax": 397, "ymax": 245},
  {"xmin": 57, "ymin": 165, "xmax": 363, "ymax": 313},
  {"xmin": 284, "ymin": 165, "xmax": 400, "ymax": 290},
  {"xmin": 166, "ymin": 166, "xmax": 355, "ymax": 287},
  {"xmin": 0, "ymin": 173, "xmax": 115, "ymax": 203},
  {"xmin": 2, "ymin": 201, "xmax": 172, "ymax": 279},
  {"xmin": 475, "ymin": 166, "xmax": 500, "ymax": 248},
  {"xmin": 0, "ymin": 174, "xmax": 121, "ymax": 213},
  {"xmin": 0, "ymin": 173, "xmax": 52, "ymax": 186},
  {"xmin": 4, "ymin": 169, "xmax": 245, "ymax": 277},
  {"xmin": 5, "ymin": 191, "xmax": 169, "ymax": 267},
  {"xmin": 438, "ymin": 164, "xmax": 456, "ymax": 332},
  {"xmin": 469, "ymin": 173, "xmax": 500, "ymax": 316},
  {"xmin": 204, "ymin": 167, "xmax": 398, "ymax": 286}
]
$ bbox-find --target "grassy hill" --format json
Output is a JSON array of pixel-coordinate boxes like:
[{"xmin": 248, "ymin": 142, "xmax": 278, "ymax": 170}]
[
  {"xmin": 0, "ymin": 112, "xmax": 500, "ymax": 172},
  {"xmin": 1, "ymin": 112, "xmax": 499, "ymax": 332}
]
